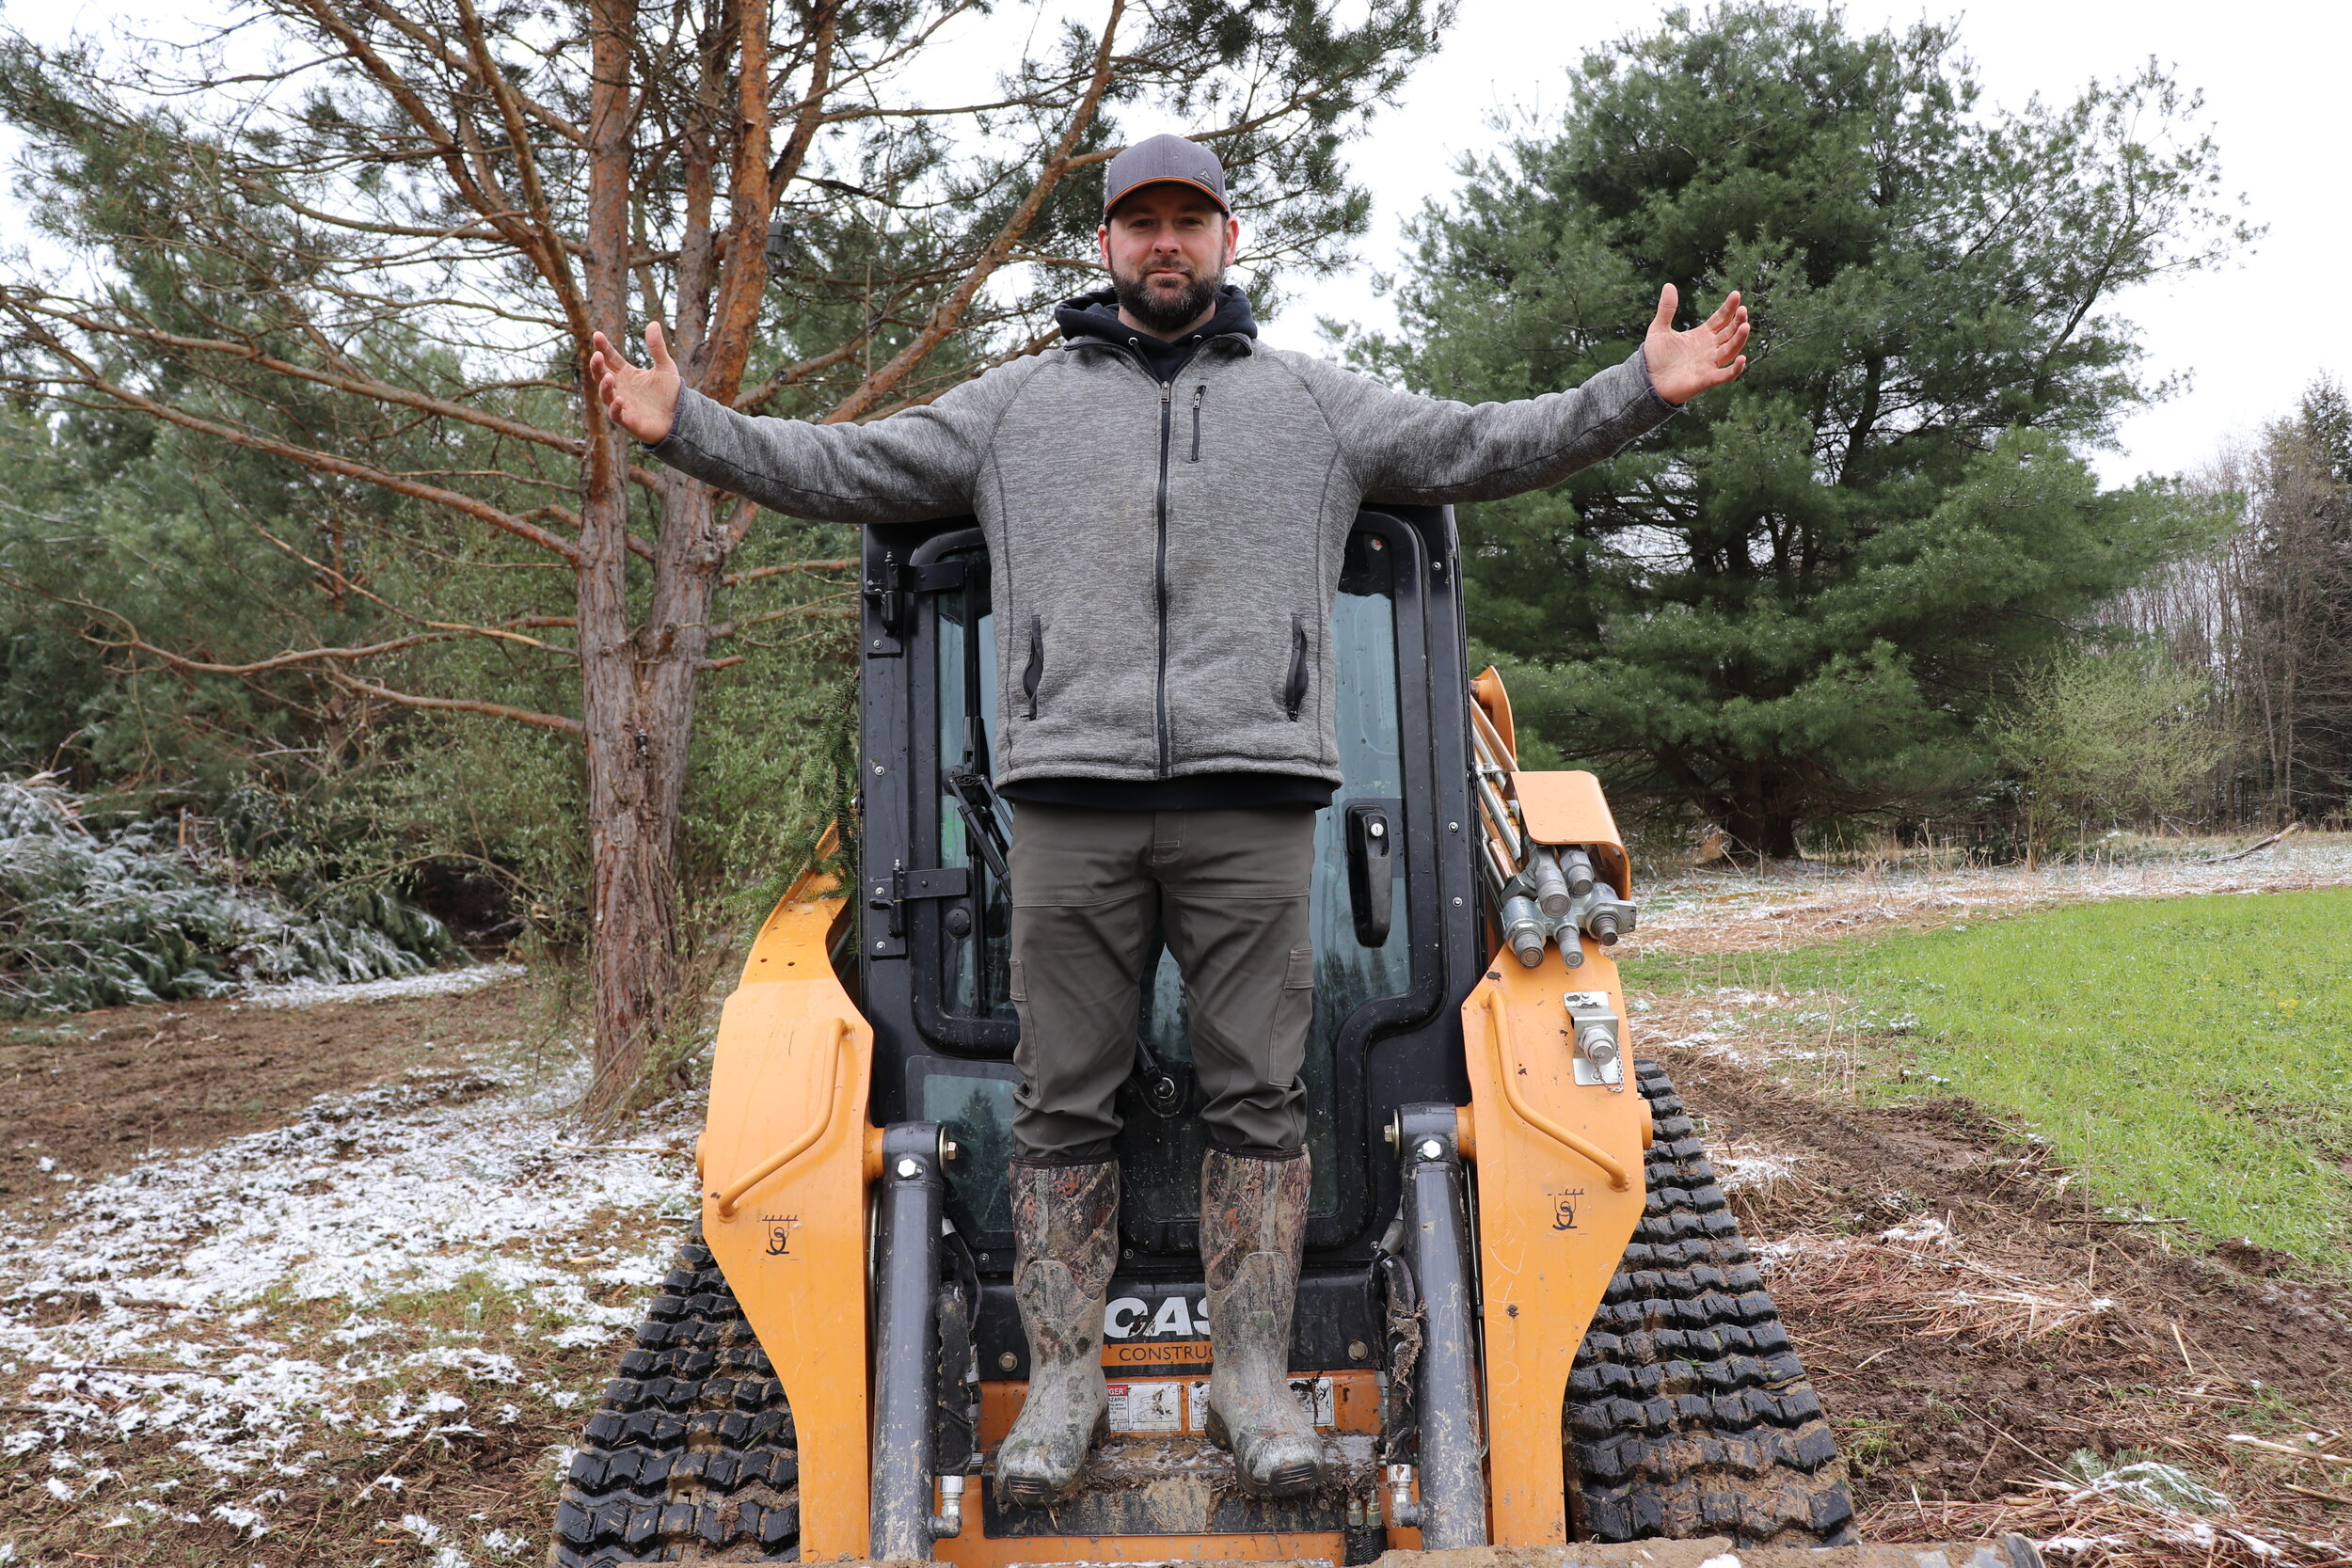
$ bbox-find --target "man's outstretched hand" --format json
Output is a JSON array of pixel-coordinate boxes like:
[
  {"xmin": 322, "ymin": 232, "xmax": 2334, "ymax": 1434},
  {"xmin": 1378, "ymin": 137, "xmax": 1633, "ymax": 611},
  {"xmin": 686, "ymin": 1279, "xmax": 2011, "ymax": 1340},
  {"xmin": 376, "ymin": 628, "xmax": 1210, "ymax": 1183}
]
[
  {"xmin": 1643, "ymin": 285, "xmax": 1749, "ymax": 405},
  {"xmin": 588, "ymin": 323, "xmax": 682, "ymax": 445}
]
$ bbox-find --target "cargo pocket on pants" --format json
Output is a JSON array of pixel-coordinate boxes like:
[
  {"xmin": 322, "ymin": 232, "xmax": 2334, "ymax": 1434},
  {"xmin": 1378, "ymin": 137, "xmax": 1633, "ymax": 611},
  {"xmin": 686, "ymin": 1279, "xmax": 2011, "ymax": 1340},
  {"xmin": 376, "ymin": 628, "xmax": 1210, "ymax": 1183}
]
[
  {"xmin": 1267, "ymin": 944, "xmax": 1315, "ymax": 1086},
  {"xmin": 1009, "ymin": 958, "xmax": 1028, "ymax": 1002}
]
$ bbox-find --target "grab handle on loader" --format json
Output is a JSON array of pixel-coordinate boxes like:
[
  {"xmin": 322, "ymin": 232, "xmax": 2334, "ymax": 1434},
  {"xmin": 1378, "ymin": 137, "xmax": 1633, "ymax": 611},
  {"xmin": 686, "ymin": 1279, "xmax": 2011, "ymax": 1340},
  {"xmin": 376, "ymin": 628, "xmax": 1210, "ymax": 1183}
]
[
  {"xmin": 711, "ymin": 1018, "xmax": 852, "ymax": 1220},
  {"xmin": 1479, "ymin": 992, "xmax": 1631, "ymax": 1191}
]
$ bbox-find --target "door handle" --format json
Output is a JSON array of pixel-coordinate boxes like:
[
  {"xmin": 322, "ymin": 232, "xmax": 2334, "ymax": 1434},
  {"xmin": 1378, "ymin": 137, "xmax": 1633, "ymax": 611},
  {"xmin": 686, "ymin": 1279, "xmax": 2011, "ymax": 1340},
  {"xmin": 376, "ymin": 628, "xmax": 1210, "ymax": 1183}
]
[{"xmin": 1345, "ymin": 802, "xmax": 1394, "ymax": 947}]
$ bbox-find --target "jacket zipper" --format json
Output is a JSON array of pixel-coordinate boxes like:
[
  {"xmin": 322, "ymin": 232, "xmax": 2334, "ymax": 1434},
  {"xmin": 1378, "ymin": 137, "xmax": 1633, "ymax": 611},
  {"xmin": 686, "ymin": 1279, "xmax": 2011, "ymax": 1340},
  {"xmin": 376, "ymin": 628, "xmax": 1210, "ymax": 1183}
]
[
  {"xmin": 1154, "ymin": 378, "xmax": 1173, "ymax": 776},
  {"xmin": 1078, "ymin": 339, "xmax": 1237, "ymax": 778},
  {"xmin": 1189, "ymin": 385, "xmax": 1203, "ymax": 461}
]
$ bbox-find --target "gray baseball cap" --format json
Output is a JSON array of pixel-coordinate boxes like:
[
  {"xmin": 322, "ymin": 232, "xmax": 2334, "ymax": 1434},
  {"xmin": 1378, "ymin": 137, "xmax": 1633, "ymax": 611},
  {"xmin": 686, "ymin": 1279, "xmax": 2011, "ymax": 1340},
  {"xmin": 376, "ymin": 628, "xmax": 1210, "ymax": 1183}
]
[{"xmin": 1102, "ymin": 134, "xmax": 1230, "ymax": 215}]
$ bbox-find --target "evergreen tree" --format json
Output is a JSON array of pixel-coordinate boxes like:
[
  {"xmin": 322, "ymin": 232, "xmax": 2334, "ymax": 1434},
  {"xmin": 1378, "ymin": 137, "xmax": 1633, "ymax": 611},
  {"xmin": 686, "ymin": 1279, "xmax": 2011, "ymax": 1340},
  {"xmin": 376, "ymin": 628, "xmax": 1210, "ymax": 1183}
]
[{"xmin": 1356, "ymin": 4, "xmax": 2245, "ymax": 853}]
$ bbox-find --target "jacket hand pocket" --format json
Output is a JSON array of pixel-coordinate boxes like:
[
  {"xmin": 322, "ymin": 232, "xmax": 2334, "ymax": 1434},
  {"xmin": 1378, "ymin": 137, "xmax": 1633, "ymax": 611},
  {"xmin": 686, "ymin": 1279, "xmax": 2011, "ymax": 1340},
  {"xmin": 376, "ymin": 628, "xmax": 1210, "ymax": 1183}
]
[
  {"xmin": 1281, "ymin": 613, "xmax": 1310, "ymax": 721},
  {"xmin": 1023, "ymin": 615, "xmax": 1043, "ymax": 720}
]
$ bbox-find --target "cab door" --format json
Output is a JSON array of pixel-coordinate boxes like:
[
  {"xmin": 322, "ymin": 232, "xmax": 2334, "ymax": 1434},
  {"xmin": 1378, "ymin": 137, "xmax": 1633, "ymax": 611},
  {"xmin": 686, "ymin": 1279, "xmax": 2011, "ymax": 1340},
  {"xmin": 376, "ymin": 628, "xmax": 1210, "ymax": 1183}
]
[{"xmin": 872, "ymin": 508, "xmax": 1472, "ymax": 1269}]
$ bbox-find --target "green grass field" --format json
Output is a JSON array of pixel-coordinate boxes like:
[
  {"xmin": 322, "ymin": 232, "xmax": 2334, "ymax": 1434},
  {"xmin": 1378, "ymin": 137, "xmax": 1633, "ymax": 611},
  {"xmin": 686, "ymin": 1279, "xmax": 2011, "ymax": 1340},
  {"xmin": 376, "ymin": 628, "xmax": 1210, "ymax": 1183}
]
[{"xmin": 1625, "ymin": 888, "xmax": 2352, "ymax": 1268}]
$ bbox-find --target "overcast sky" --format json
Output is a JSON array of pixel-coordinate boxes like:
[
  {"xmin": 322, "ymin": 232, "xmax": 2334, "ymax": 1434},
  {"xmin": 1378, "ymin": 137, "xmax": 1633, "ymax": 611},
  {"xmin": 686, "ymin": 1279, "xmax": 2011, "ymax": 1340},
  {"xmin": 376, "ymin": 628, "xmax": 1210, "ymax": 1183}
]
[
  {"xmin": 9, "ymin": 0, "xmax": 2341, "ymax": 487},
  {"xmin": 1256, "ymin": 0, "xmax": 2348, "ymax": 486}
]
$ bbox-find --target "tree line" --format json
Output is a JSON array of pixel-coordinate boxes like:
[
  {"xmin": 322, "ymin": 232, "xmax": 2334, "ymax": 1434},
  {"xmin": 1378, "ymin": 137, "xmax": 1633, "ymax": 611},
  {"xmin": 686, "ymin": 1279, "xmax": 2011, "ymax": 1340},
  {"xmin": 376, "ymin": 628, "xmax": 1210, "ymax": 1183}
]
[
  {"xmin": 2115, "ymin": 382, "xmax": 2352, "ymax": 829},
  {"xmin": 0, "ymin": 1, "xmax": 2327, "ymax": 1111}
]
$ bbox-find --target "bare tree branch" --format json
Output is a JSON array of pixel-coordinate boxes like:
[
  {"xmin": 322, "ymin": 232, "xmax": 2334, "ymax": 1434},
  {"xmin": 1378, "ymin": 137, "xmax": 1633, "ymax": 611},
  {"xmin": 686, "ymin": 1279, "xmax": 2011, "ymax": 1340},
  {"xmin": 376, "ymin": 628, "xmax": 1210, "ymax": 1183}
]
[
  {"xmin": 334, "ymin": 672, "xmax": 583, "ymax": 734},
  {"xmin": 824, "ymin": 0, "xmax": 1125, "ymax": 422}
]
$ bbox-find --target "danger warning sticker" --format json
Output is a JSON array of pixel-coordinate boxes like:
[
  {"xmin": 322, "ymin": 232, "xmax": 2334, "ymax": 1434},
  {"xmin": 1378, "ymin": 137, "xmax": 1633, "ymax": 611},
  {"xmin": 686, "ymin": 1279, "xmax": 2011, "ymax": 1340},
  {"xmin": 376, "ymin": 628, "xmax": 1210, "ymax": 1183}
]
[{"xmin": 1104, "ymin": 1380, "xmax": 1184, "ymax": 1433}]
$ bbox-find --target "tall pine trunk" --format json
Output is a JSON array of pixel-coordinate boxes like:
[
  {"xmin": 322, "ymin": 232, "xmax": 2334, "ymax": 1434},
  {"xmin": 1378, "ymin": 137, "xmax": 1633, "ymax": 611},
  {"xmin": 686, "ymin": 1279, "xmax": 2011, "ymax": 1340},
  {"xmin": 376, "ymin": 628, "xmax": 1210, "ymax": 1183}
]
[
  {"xmin": 578, "ymin": 0, "xmax": 685, "ymax": 1119},
  {"xmin": 578, "ymin": 476, "xmax": 723, "ymax": 1118}
]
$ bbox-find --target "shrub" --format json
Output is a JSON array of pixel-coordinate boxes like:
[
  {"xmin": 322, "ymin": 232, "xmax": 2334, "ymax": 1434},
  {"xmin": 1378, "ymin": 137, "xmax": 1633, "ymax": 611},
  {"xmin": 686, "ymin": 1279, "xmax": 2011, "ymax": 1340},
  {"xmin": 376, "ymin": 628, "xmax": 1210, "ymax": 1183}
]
[{"xmin": 1994, "ymin": 643, "xmax": 2216, "ymax": 851}]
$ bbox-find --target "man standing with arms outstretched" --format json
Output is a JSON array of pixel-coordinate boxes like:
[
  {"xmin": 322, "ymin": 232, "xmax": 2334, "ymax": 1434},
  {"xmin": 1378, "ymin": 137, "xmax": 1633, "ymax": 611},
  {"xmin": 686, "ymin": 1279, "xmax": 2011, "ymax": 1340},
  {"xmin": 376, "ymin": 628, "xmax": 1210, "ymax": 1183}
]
[{"xmin": 591, "ymin": 133, "xmax": 1747, "ymax": 1508}]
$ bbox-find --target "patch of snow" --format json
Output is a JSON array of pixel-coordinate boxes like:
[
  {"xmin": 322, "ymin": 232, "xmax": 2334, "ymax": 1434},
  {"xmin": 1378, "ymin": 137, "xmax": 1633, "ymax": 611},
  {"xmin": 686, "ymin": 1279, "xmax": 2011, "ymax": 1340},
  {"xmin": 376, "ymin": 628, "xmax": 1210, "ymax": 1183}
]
[
  {"xmin": 2069, "ymin": 1460, "xmax": 2231, "ymax": 1516},
  {"xmin": 210, "ymin": 1501, "xmax": 270, "ymax": 1538},
  {"xmin": 407, "ymin": 1346, "xmax": 523, "ymax": 1383},
  {"xmin": 2041, "ymin": 1537, "xmax": 2127, "ymax": 1554},
  {"xmin": 1709, "ymin": 1142, "xmax": 1810, "ymax": 1192},
  {"xmin": 546, "ymin": 1323, "xmax": 612, "ymax": 1349},
  {"xmin": 241, "ymin": 962, "xmax": 521, "ymax": 1008},
  {"xmin": 0, "ymin": 1059, "xmax": 692, "ymax": 1478},
  {"xmin": 1879, "ymin": 1215, "xmax": 1955, "ymax": 1246},
  {"xmin": 1746, "ymin": 1235, "xmax": 1840, "ymax": 1271}
]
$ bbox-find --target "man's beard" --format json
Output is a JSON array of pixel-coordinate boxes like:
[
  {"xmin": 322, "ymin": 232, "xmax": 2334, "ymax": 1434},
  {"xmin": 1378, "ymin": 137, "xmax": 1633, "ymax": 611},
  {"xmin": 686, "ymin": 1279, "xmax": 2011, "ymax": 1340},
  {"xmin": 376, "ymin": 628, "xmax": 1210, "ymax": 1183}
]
[{"xmin": 1112, "ymin": 258, "xmax": 1222, "ymax": 336}]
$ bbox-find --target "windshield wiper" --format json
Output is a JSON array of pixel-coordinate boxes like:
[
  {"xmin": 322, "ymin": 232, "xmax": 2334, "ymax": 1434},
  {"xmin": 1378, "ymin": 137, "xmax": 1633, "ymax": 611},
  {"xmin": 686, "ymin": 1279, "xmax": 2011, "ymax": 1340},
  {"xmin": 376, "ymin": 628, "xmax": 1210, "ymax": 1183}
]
[{"xmin": 942, "ymin": 716, "xmax": 1010, "ymax": 885}]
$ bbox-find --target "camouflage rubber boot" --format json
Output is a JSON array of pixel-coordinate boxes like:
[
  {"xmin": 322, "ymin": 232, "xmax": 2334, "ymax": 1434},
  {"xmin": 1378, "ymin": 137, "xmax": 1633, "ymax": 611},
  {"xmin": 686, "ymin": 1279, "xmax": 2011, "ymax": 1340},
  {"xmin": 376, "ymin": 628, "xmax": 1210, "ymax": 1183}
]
[
  {"xmin": 993, "ymin": 1157, "xmax": 1119, "ymax": 1508},
  {"xmin": 1200, "ymin": 1146, "xmax": 1327, "ymax": 1498}
]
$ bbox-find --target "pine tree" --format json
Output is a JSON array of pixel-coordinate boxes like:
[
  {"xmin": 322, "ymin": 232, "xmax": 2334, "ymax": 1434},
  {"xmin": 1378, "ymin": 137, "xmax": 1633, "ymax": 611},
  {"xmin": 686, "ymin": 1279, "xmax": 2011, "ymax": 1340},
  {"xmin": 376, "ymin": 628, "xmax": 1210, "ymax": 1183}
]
[{"xmin": 1357, "ymin": 4, "xmax": 2245, "ymax": 854}]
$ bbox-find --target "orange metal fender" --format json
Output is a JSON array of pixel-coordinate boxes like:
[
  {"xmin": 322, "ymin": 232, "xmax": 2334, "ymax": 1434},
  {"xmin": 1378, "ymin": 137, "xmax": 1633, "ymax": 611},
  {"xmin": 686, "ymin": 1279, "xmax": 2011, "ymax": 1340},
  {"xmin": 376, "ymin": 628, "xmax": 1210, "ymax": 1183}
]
[
  {"xmin": 1511, "ymin": 768, "xmax": 1632, "ymax": 902},
  {"xmin": 1460, "ymin": 760, "xmax": 1649, "ymax": 1545},
  {"xmin": 698, "ymin": 862, "xmax": 876, "ymax": 1562}
]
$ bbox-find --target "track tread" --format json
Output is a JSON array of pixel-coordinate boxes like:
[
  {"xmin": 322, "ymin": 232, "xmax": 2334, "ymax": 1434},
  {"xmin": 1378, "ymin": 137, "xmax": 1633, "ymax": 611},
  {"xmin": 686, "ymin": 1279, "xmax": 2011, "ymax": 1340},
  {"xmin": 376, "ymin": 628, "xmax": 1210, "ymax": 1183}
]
[
  {"xmin": 552, "ymin": 1236, "xmax": 801, "ymax": 1565},
  {"xmin": 1565, "ymin": 1060, "xmax": 1857, "ymax": 1547}
]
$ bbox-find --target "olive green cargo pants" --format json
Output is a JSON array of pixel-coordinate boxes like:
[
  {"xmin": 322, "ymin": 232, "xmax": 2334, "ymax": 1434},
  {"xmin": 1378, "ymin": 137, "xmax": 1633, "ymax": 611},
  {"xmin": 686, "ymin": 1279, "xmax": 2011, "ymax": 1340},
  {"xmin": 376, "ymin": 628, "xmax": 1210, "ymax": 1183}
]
[{"xmin": 1007, "ymin": 801, "xmax": 1316, "ymax": 1159}]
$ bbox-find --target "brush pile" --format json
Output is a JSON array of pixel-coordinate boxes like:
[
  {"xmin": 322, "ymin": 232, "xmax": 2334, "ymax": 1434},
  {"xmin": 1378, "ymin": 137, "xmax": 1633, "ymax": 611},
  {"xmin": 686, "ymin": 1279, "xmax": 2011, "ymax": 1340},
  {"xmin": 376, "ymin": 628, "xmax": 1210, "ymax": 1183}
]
[{"xmin": 0, "ymin": 775, "xmax": 454, "ymax": 1014}]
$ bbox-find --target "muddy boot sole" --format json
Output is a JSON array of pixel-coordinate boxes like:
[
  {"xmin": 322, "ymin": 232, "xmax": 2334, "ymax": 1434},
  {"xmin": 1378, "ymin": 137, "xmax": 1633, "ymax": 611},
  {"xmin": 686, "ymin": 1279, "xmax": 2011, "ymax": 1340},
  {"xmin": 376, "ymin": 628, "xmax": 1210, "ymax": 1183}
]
[
  {"xmin": 995, "ymin": 1407, "xmax": 1110, "ymax": 1508},
  {"xmin": 1202, "ymin": 1403, "xmax": 1326, "ymax": 1499}
]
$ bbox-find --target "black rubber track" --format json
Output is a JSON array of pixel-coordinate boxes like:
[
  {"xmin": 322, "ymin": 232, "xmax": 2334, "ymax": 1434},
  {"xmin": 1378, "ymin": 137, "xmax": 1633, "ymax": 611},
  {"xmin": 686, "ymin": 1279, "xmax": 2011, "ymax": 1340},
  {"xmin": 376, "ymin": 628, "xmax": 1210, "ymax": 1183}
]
[
  {"xmin": 551, "ymin": 1233, "xmax": 802, "ymax": 1565},
  {"xmin": 1564, "ymin": 1058, "xmax": 1858, "ymax": 1546}
]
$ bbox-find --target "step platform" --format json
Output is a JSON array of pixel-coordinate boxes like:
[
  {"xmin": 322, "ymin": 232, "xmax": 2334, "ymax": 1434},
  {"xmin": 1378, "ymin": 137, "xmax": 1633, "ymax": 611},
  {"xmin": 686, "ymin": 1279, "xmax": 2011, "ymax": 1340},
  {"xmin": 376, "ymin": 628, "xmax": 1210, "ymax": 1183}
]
[{"xmin": 980, "ymin": 1385, "xmax": 1379, "ymax": 1539}]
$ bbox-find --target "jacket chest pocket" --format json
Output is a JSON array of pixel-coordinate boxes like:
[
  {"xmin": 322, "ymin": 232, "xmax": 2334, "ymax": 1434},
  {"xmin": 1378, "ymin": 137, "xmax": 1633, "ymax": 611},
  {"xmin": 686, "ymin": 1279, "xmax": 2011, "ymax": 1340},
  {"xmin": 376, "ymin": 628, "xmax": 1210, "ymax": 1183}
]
[{"xmin": 1187, "ymin": 384, "xmax": 1204, "ymax": 462}]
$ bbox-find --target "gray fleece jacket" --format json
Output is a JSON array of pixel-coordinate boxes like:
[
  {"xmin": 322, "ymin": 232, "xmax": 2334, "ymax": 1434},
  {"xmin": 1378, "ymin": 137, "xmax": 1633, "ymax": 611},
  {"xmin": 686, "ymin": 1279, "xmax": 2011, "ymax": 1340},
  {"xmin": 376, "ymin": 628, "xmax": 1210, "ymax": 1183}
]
[{"xmin": 650, "ymin": 293, "xmax": 1677, "ymax": 791}]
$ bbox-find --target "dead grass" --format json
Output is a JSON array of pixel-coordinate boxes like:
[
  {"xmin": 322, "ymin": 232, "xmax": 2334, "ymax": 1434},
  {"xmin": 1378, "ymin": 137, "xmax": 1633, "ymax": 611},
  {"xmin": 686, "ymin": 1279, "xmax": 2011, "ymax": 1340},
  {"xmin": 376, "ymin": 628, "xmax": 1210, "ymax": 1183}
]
[{"xmin": 1658, "ymin": 1040, "xmax": 2352, "ymax": 1568}]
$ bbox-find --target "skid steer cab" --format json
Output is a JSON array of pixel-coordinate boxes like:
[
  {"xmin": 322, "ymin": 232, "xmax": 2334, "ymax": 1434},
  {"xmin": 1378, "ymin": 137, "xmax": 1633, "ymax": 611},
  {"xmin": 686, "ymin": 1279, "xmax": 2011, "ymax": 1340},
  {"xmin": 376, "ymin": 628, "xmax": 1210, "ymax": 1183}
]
[{"xmin": 555, "ymin": 509, "xmax": 2042, "ymax": 1568}]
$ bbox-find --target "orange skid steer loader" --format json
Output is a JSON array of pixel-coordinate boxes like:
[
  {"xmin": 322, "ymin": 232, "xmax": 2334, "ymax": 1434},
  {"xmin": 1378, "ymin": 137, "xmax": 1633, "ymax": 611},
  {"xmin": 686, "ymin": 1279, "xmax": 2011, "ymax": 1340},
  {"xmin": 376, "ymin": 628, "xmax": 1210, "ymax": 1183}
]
[{"xmin": 552, "ymin": 508, "xmax": 2042, "ymax": 1568}]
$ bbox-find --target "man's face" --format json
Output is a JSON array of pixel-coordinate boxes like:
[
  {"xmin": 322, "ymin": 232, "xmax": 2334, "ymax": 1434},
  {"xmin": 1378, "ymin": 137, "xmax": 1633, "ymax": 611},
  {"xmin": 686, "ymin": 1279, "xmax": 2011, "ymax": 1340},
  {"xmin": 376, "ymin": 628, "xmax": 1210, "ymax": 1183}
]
[{"xmin": 1097, "ymin": 183, "xmax": 1239, "ymax": 336}]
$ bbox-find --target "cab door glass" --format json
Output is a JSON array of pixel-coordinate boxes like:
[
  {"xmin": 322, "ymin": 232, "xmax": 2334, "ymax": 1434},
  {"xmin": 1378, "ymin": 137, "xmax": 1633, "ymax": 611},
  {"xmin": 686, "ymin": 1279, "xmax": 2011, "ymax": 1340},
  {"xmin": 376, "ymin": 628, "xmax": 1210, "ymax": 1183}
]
[{"xmin": 936, "ymin": 564, "xmax": 1014, "ymax": 1019}]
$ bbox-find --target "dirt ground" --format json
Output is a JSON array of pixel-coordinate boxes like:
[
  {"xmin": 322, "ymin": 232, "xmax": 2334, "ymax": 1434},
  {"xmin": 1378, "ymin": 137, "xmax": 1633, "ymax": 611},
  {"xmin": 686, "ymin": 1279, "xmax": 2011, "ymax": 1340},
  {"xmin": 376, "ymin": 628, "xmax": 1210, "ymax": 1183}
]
[
  {"xmin": 0, "ymin": 978, "xmax": 543, "ymax": 1210},
  {"xmin": 0, "ymin": 973, "xmax": 620, "ymax": 1568},
  {"xmin": 8, "ymin": 852, "xmax": 2352, "ymax": 1564},
  {"xmin": 1659, "ymin": 1041, "xmax": 2352, "ymax": 1560}
]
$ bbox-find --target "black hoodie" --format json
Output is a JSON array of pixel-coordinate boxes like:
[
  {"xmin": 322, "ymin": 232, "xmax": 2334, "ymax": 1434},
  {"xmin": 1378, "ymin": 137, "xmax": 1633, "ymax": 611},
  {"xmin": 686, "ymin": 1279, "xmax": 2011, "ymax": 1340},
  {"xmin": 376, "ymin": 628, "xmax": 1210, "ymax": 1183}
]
[{"xmin": 1051, "ymin": 284, "xmax": 1260, "ymax": 387}]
